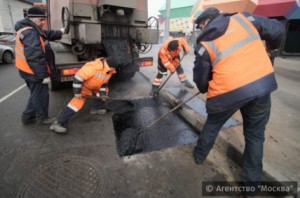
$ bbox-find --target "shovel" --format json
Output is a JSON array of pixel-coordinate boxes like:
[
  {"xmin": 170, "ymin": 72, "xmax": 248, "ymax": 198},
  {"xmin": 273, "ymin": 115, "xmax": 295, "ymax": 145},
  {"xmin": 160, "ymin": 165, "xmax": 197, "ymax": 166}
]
[
  {"xmin": 83, "ymin": 95, "xmax": 128, "ymax": 102},
  {"xmin": 83, "ymin": 95, "xmax": 134, "ymax": 113},
  {"xmin": 147, "ymin": 91, "xmax": 200, "ymax": 128}
]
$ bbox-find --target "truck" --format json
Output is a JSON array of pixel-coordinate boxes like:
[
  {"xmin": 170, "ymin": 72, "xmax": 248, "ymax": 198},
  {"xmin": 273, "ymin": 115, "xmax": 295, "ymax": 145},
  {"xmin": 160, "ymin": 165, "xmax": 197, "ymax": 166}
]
[{"xmin": 44, "ymin": 0, "xmax": 159, "ymax": 89}]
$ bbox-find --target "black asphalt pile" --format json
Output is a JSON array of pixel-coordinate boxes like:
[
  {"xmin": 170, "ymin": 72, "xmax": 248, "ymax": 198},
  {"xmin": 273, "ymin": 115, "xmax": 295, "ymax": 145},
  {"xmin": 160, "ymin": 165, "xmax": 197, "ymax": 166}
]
[{"xmin": 112, "ymin": 98, "xmax": 199, "ymax": 157}]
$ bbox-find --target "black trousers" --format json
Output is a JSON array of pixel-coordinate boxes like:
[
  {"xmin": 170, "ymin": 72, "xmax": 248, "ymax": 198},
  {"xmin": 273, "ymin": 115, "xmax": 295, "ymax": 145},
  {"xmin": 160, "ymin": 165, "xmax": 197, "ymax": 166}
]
[{"xmin": 22, "ymin": 81, "xmax": 49, "ymax": 122}]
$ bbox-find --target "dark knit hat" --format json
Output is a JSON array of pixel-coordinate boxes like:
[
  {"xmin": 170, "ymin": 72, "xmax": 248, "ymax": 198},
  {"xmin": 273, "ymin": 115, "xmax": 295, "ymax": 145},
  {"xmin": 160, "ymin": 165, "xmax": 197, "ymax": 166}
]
[
  {"xmin": 167, "ymin": 40, "xmax": 179, "ymax": 51},
  {"xmin": 195, "ymin": 7, "xmax": 220, "ymax": 28},
  {"xmin": 27, "ymin": 6, "xmax": 46, "ymax": 18}
]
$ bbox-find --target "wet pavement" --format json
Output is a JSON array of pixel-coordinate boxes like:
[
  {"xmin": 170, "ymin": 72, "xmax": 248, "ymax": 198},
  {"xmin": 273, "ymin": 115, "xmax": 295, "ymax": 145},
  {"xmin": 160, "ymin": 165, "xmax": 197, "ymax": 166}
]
[
  {"xmin": 1, "ymin": 46, "xmax": 299, "ymax": 197},
  {"xmin": 0, "ymin": 70, "xmax": 232, "ymax": 198}
]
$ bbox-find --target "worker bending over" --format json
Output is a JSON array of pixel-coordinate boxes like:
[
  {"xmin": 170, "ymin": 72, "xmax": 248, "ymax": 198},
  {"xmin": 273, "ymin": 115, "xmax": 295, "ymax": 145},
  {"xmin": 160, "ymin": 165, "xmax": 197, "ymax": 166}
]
[{"xmin": 50, "ymin": 57, "xmax": 117, "ymax": 133}]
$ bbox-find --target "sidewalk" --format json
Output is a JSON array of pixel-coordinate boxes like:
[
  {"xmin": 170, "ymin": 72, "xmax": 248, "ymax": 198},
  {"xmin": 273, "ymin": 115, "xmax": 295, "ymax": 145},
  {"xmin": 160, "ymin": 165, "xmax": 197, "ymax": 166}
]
[{"xmin": 159, "ymin": 56, "xmax": 300, "ymax": 195}]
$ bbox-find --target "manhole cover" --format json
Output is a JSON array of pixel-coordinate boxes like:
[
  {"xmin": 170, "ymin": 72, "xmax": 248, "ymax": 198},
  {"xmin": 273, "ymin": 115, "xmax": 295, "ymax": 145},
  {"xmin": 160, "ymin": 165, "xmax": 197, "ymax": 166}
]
[{"xmin": 17, "ymin": 156, "xmax": 106, "ymax": 198}]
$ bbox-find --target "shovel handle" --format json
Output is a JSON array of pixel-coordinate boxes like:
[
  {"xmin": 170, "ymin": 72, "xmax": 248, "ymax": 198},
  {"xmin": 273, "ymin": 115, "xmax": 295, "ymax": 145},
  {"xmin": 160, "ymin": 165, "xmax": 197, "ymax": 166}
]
[
  {"xmin": 82, "ymin": 95, "xmax": 129, "ymax": 103},
  {"xmin": 155, "ymin": 54, "xmax": 186, "ymax": 94},
  {"xmin": 146, "ymin": 91, "xmax": 200, "ymax": 128}
]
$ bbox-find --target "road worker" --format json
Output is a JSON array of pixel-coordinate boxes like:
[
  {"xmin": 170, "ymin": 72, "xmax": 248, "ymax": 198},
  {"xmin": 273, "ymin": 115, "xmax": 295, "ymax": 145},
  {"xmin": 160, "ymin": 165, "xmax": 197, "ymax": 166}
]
[
  {"xmin": 150, "ymin": 37, "xmax": 194, "ymax": 96},
  {"xmin": 192, "ymin": 7, "xmax": 285, "ymax": 195},
  {"xmin": 50, "ymin": 57, "xmax": 118, "ymax": 133},
  {"xmin": 15, "ymin": 6, "xmax": 63, "ymax": 125}
]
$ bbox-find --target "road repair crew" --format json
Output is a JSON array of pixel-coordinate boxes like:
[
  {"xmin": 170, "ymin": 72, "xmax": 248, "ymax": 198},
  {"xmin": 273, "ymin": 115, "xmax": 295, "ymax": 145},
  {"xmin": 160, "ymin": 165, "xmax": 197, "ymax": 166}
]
[
  {"xmin": 192, "ymin": 7, "xmax": 285, "ymax": 194},
  {"xmin": 150, "ymin": 37, "xmax": 194, "ymax": 96},
  {"xmin": 50, "ymin": 57, "xmax": 118, "ymax": 133},
  {"xmin": 15, "ymin": 6, "xmax": 64, "ymax": 125}
]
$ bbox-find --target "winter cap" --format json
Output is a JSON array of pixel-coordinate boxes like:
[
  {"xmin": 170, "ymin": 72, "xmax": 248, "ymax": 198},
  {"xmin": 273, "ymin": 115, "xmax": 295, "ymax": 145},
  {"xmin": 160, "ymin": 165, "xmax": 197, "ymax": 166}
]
[
  {"xmin": 167, "ymin": 40, "xmax": 179, "ymax": 51},
  {"xmin": 27, "ymin": 6, "xmax": 46, "ymax": 18},
  {"xmin": 195, "ymin": 7, "xmax": 220, "ymax": 27}
]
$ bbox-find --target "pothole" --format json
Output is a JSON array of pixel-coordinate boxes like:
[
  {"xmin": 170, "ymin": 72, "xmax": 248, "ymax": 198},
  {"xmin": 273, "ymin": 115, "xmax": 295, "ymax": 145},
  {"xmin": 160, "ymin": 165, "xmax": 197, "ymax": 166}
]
[{"xmin": 112, "ymin": 98, "xmax": 199, "ymax": 157}]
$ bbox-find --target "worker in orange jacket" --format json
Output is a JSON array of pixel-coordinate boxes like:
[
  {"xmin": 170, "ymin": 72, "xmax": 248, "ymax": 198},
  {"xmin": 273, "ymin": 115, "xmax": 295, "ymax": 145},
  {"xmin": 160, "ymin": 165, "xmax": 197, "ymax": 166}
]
[
  {"xmin": 192, "ymin": 7, "xmax": 285, "ymax": 195},
  {"xmin": 15, "ymin": 6, "xmax": 63, "ymax": 125},
  {"xmin": 150, "ymin": 37, "xmax": 194, "ymax": 96},
  {"xmin": 50, "ymin": 57, "xmax": 117, "ymax": 133}
]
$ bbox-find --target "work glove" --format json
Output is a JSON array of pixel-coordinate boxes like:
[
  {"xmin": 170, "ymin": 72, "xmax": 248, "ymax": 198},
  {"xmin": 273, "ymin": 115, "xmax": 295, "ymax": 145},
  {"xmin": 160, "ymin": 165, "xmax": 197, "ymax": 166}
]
[
  {"xmin": 166, "ymin": 64, "xmax": 176, "ymax": 73},
  {"xmin": 60, "ymin": 27, "xmax": 67, "ymax": 34},
  {"xmin": 74, "ymin": 93, "xmax": 82, "ymax": 99},
  {"xmin": 42, "ymin": 77, "xmax": 50, "ymax": 84}
]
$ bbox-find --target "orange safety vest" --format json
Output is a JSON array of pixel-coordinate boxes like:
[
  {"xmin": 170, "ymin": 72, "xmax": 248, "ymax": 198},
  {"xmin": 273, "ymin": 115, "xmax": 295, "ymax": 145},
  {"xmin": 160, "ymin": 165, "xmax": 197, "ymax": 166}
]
[
  {"xmin": 159, "ymin": 37, "xmax": 190, "ymax": 69},
  {"xmin": 201, "ymin": 13, "xmax": 274, "ymax": 99},
  {"xmin": 15, "ymin": 27, "xmax": 49, "ymax": 74},
  {"xmin": 67, "ymin": 58, "xmax": 117, "ymax": 112}
]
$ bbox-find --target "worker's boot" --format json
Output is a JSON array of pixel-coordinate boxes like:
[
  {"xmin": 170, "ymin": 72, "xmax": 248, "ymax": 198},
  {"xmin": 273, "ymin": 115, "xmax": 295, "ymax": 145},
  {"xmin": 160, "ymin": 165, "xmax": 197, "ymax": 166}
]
[
  {"xmin": 90, "ymin": 108, "xmax": 107, "ymax": 115},
  {"xmin": 182, "ymin": 80, "xmax": 194, "ymax": 89},
  {"xmin": 50, "ymin": 121, "xmax": 67, "ymax": 133},
  {"xmin": 193, "ymin": 149, "xmax": 204, "ymax": 165},
  {"xmin": 149, "ymin": 85, "xmax": 159, "ymax": 96}
]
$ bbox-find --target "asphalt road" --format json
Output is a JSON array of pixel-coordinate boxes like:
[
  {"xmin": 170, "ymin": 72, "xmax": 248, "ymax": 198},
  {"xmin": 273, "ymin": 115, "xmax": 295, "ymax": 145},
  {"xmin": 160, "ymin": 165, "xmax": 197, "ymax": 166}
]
[
  {"xmin": 1, "ymin": 45, "xmax": 298, "ymax": 197},
  {"xmin": 0, "ymin": 48, "xmax": 236, "ymax": 198}
]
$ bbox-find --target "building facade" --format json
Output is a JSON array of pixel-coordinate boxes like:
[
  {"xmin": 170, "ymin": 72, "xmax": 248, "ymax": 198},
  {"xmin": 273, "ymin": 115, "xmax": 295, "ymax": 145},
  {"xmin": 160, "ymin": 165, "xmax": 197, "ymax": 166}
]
[
  {"xmin": 0, "ymin": 0, "xmax": 44, "ymax": 34},
  {"xmin": 159, "ymin": 0, "xmax": 197, "ymax": 32}
]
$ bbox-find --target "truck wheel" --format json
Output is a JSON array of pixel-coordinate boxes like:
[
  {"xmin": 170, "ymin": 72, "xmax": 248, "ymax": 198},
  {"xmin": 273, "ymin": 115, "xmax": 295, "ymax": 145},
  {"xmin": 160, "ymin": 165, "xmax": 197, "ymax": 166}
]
[
  {"xmin": 49, "ymin": 78, "xmax": 63, "ymax": 90},
  {"xmin": 2, "ymin": 51, "xmax": 13, "ymax": 64}
]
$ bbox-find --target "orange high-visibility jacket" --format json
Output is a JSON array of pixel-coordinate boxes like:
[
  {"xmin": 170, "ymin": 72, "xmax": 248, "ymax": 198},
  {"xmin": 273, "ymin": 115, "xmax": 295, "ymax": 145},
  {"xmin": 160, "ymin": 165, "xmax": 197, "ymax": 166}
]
[
  {"xmin": 201, "ymin": 13, "xmax": 276, "ymax": 113},
  {"xmin": 68, "ymin": 58, "xmax": 116, "ymax": 112},
  {"xmin": 15, "ymin": 27, "xmax": 48, "ymax": 74},
  {"xmin": 159, "ymin": 37, "xmax": 189, "ymax": 69},
  {"xmin": 74, "ymin": 58, "xmax": 116, "ymax": 95}
]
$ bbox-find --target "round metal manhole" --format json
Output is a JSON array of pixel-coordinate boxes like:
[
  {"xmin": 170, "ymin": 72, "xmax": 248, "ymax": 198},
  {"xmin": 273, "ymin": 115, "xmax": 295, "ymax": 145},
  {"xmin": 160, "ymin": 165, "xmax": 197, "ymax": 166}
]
[{"xmin": 17, "ymin": 156, "xmax": 106, "ymax": 198}]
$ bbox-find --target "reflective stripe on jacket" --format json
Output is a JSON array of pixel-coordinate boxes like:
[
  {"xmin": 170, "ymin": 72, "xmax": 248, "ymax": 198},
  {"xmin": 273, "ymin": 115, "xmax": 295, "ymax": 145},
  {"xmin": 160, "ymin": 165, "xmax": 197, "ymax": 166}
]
[
  {"xmin": 159, "ymin": 37, "xmax": 189, "ymax": 69},
  {"xmin": 15, "ymin": 27, "xmax": 48, "ymax": 74},
  {"xmin": 201, "ymin": 13, "xmax": 276, "ymax": 113},
  {"xmin": 69, "ymin": 58, "xmax": 116, "ymax": 112}
]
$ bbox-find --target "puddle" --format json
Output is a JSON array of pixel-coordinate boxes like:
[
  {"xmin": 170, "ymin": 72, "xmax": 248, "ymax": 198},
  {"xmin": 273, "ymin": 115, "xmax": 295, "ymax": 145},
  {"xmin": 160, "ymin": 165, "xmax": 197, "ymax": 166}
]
[{"xmin": 112, "ymin": 98, "xmax": 199, "ymax": 157}]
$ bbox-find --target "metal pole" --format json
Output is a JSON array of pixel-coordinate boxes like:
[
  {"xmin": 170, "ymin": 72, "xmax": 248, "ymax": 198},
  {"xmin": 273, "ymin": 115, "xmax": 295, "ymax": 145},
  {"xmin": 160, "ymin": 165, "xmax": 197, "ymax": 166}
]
[{"xmin": 163, "ymin": 0, "xmax": 170, "ymax": 41}]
